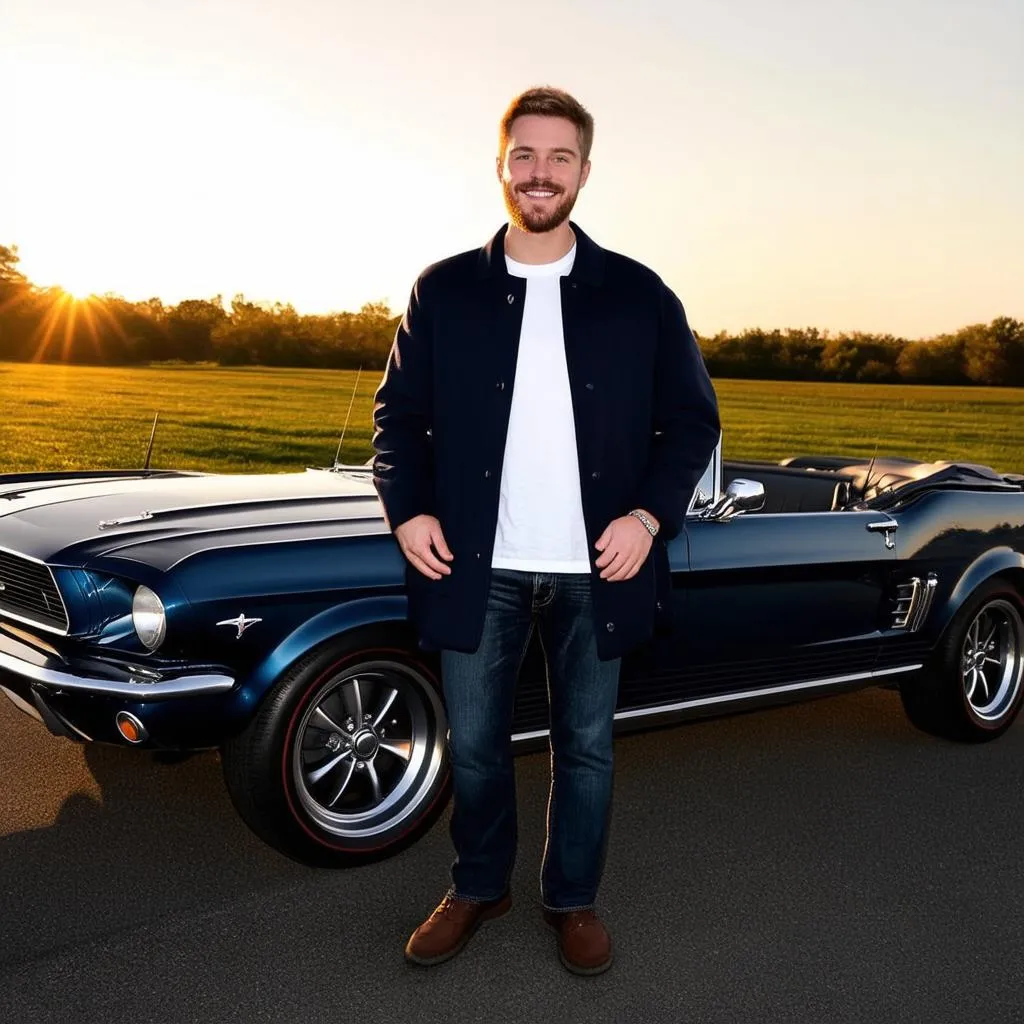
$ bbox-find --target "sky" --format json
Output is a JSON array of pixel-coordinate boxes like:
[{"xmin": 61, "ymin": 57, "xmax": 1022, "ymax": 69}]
[{"xmin": 4, "ymin": 0, "xmax": 1023, "ymax": 338}]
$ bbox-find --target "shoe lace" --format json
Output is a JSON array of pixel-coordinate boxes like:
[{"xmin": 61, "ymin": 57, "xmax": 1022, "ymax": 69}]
[{"xmin": 436, "ymin": 894, "xmax": 461, "ymax": 918}]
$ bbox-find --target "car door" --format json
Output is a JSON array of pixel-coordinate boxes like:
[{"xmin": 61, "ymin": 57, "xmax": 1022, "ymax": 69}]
[{"xmin": 623, "ymin": 508, "xmax": 898, "ymax": 711}]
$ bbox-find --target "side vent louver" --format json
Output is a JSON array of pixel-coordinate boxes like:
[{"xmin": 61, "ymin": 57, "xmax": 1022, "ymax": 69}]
[{"xmin": 892, "ymin": 574, "xmax": 938, "ymax": 632}]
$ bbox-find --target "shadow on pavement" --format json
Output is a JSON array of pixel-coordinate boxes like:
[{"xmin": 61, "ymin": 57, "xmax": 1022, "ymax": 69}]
[
  {"xmin": 2, "ymin": 688, "xmax": 1024, "ymax": 1024},
  {"xmin": 0, "ymin": 737, "xmax": 306, "ymax": 967}
]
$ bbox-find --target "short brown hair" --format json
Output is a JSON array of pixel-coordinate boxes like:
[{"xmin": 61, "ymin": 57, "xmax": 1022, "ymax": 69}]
[{"xmin": 499, "ymin": 87, "xmax": 595, "ymax": 163}]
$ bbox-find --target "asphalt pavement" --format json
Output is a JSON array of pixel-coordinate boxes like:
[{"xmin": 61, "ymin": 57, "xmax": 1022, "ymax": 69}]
[{"xmin": 2, "ymin": 686, "xmax": 1023, "ymax": 1024}]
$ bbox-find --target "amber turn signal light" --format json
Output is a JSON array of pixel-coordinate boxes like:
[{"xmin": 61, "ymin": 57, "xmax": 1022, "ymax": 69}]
[{"xmin": 115, "ymin": 711, "xmax": 147, "ymax": 744}]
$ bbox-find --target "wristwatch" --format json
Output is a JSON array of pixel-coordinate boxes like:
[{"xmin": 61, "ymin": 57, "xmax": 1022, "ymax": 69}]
[{"xmin": 628, "ymin": 509, "xmax": 659, "ymax": 537}]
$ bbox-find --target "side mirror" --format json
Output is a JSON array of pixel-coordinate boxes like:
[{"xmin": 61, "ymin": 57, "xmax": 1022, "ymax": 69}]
[{"xmin": 701, "ymin": 478, "xmax": 765, "ymax": 521}]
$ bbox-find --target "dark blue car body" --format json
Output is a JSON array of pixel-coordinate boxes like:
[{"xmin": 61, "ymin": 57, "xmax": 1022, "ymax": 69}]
[{"xmin": 3, "ymin": 447, "xmax": 1023, "ymax": 865}]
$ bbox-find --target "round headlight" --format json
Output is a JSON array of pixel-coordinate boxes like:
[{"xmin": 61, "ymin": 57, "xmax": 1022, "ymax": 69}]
[{"xmin": 132, "ymin": 585, "xmax": 166, "ymax": 650}]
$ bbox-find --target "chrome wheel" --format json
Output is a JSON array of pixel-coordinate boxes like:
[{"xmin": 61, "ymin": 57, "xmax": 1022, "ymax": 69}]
[
  {"xmin": 292, "ymin": 659, "xmax": 447, "ymax": 841},
  {"xmin": 961, "ymin": 598, "xmax": 1023, "ymax": 722}
]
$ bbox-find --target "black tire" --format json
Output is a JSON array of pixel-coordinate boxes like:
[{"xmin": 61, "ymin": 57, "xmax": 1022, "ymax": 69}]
[
  {"xmin": 221, "ymin": 627, "xmax": 451, "ymax": 867},
  {"xmin": 900, "ymin": 579, "xmax": 1024, "ymax": 742}
]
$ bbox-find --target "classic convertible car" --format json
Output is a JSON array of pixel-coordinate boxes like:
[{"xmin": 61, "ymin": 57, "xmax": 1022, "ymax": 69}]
[{"xmin": 2, "ymin": 442, "xmax": 1023, "ymax": 867}]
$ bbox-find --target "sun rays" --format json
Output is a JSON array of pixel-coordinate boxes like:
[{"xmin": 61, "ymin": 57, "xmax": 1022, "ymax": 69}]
[{"xmin": 30, "ymin": 290, "xmax": 127, "ymax": 362}]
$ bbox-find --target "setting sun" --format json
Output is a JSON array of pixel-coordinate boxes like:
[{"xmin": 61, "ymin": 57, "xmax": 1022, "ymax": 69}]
[
  {"xmin": 5, "ymin": 1, "xmax": 1023, "ymax": 337},
  {"xmin": 56, "ymin": 282, "xmax": 97, "ymax": 302},
  {"xmin": 27, "ymin": 291, "xmax": 116, "ymax": 363},
  {"xmin": 17, "ymin": 239, "xmax": 125, "ymax": 307}
]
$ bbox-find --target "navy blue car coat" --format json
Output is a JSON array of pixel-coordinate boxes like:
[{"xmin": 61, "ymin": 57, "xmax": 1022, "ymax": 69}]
[{"xmin": 372, "ymin": 222, "xmax": 721, "ymax": 660}]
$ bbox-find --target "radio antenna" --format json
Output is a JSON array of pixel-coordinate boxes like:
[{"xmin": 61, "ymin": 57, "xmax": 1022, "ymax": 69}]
[
  {"xmin": 862, "ymin": 440, "xmax": 880, "ymax": 503},
  {"xmin": 143, "ymin": 412, "xmax": 160, "ymax": 472},
  {"xmin": 333, "ymin": 366, "xmax": 363, "ymax": 469}
]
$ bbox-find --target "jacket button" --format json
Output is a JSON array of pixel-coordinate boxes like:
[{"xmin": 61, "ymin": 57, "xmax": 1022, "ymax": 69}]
[
  {"xmin": 606, "ymin": 622, "xmax": 615, "ymax": 632},
  {"xmin": 484, "ymin": 469, "xmax": 492, "ymax": 478},
  {"xmin": 476, "ymin": 552, "xmax": 481, "ymax": 559},
  {"xmin": 507, "ymin": 294, "xmax": 515, "ymax": 304},
  {"xmin": 585, "ymin": 382, "xmax": 594, "ymax": 391},
  {"xmin": 656, "ymin": 601, "xmax": 663, "ymax": 611},
  {"xmin": 496, "ymin": 381, "xmax": 505, "ymax": 390},
  {"xmin": 591, "ymin": 471, "xmax": 601, "ymax": 481}
]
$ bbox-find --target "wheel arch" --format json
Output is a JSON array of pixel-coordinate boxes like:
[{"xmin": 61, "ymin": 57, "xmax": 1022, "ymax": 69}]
[
  {"xmin": 239, "ymin": 595, "xmax": 432, "ymax": 711},
  {"xmin": 933, "ymin": 548, "xmax": 1024, "ymax": 638}
]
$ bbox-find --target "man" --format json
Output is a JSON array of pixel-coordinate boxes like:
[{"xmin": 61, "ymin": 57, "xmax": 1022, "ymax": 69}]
[{"xmin": 372, "ymin": 86, "xmax": 720, "ymax": 975}]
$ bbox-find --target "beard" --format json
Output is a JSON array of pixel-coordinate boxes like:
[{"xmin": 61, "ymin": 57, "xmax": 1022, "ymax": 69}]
[{"xmin": 502, "ymin": 177, "xmax": 580, "ymax": 234}]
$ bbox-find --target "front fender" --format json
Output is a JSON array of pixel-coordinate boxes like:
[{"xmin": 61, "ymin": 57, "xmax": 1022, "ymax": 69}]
[
  {"xmin": 934, "ymin": 547, "xmax": 1024, "ymax": 635},
  {"xmin": 240, "ymin": 594, "xmax": 412, "ymax": 707}
]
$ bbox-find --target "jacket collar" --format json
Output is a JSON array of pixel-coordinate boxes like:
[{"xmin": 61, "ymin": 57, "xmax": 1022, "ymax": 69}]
[{"xmin": 476, "ymin": 220, "xmax": 605, "ymax": 286}]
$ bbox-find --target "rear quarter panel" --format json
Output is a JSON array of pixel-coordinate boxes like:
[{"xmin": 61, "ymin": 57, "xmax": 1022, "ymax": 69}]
[{"xmin": 894, "ymin": 489, "xmax": 1024, "ymax": 643}]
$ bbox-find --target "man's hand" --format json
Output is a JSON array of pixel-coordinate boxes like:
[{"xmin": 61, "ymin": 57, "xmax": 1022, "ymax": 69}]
[
  {"xmin": 394, "ymin": 514, "xmax": 454, "ymax": 580},
  {"xmin": 594, "ymin": 513, "xmax": 657, "ymax": 581}
]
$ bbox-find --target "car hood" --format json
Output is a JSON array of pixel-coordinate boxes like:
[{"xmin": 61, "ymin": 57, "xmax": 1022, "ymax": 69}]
[{"xmin": 0, "ymin": 469, "xmax": 386, "ymax": 568}]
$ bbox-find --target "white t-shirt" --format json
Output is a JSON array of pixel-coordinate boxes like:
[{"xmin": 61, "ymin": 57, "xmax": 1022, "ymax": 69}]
[{"xmin": 491, "ymin": 243, "xmax": 591, "ymax": 574}]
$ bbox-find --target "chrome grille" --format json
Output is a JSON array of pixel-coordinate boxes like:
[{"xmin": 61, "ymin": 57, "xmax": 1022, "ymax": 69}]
[{"xmin": 0, "ymin": 549, "xmax": 69, "ymax": 633}]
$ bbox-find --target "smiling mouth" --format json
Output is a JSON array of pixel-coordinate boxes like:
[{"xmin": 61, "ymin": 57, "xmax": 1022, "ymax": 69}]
[{"xmin": 521, "ymin": 188, "xmax": 560, "ymax": 199}]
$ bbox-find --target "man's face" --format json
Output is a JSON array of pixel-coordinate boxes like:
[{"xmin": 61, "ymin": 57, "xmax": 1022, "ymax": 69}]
[{"xmin": 498, "ymin": 114, "xmax": 591, "ymax": 234}]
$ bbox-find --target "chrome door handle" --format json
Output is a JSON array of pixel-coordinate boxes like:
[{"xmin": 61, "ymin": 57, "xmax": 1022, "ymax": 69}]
[{"xmin": 866, "ymin": 519, "xmax": 898, "ymax": 549}]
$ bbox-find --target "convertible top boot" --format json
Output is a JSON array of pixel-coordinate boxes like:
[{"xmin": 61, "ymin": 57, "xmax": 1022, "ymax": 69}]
[{"xmin": 404, "ymin": 890, "xmax": 511, "ymax": 966}]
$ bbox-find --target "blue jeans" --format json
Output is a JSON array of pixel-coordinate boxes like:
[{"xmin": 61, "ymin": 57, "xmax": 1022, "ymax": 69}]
[{"xmin": 440, "ymin": 568, "xmax": 621, "ymax": 911}]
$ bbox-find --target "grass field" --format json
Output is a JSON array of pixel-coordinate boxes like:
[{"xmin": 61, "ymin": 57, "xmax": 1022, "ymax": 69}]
[{"xmin": 1, "ymin": 361, "xmax": 1021, "ymax": 476}]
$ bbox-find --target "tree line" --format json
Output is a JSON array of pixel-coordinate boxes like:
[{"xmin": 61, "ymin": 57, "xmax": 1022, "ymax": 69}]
[{"xmin": 1, "ymin": 244, "xmax": 1021, "ymax": 385}]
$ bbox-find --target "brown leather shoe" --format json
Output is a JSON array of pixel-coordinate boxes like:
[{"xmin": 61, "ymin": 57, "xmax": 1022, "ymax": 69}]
[
  {"xmin": 404, "ymin": 891, "xmax": 511, "ymax": 966},
  {"xmin": 543, "ymin": 909, "xmax": 613, "ymax": 975}
]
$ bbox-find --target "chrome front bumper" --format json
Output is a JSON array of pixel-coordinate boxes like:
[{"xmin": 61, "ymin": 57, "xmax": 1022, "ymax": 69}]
[{"xmin": 0, "ymin": 630, "xmax": 234, "ymax": 702}]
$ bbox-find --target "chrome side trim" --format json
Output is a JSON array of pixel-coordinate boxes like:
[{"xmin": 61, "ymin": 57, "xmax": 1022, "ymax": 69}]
[
  {"xmin": 686, "ymin": 509, "xmax": 901, "ymax": 524},
  {"xmin": 0, "ymin": 544, "xmax": 71, "ymax": 636},
  {"xmin": 0, "ymin": 648, "xmax": 234, "ymax": 700},
  {"xmin": 510, "ymin": 664, "xmax": 923, "ymax": 743}
]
